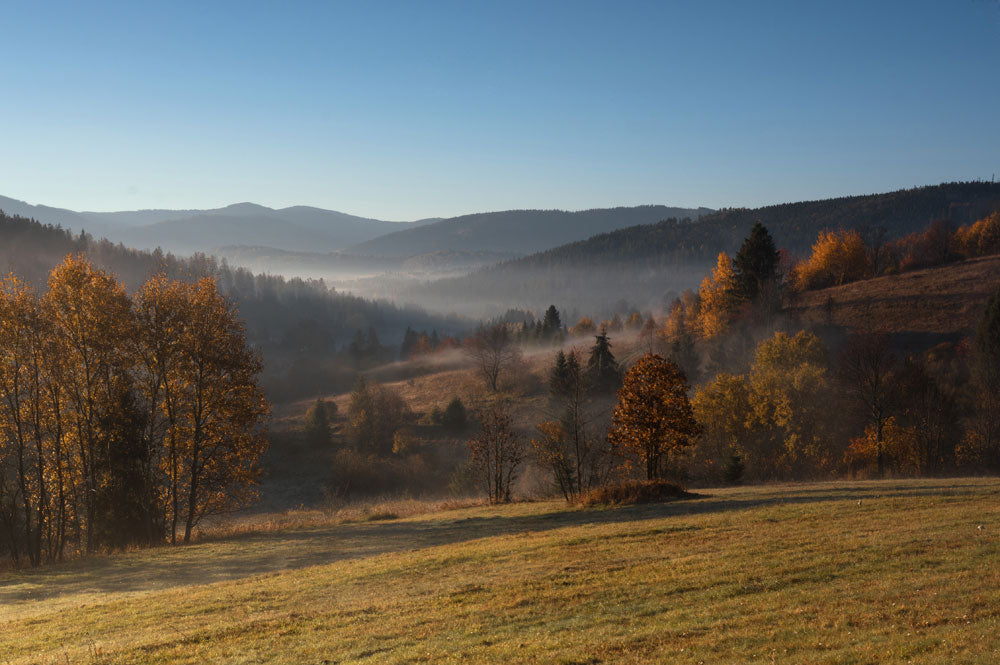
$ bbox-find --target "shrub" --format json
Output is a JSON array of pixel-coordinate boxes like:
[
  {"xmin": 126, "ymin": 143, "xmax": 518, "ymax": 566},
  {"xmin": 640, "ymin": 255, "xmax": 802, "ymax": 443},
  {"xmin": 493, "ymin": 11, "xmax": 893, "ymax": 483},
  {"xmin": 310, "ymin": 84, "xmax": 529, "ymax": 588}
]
[{"xmin": 580, "ymin": 480, "xmax": 691, "ymax": 507}]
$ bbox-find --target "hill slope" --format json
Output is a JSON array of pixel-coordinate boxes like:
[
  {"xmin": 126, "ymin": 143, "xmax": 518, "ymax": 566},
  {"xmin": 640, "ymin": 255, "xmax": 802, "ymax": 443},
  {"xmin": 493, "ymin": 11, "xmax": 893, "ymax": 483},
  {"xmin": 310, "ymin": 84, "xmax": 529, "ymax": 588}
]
[
  {"xmin": 3, "ymin": 479, "xmax": 999, "ymax": 663},
  {"xmin": 349, "ymin": 205, "xmax": 714, "ymax": 257},
  {"xmin": 787, "ymin": 254, "xmax": 1000, "ymax": 336},
  {"xmin": 405, "ymin": 182, "xmax": 1000, "ymax": 316}
]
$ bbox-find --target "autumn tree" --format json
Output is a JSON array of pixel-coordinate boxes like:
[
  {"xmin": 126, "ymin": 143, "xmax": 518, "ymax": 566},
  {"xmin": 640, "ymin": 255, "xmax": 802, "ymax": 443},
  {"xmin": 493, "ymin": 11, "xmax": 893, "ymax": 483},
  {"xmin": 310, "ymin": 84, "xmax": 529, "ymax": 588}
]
[
  {"xmin": 691, "ymin": 372, "xmax": 755, "ymax": 482},
  {"xmin": 569, "ymin": 316, "xmax": 597, "ymax": 337},
  {"xmin": 345, "ymin": 376, "xmax": 412, "ymax": 456},
  {"xmin": 468, "ymin": 398, "xmax": 526, "ymax": 503},
  {"xmin": 43, "ymin": 255, "xmax": 137, "ymax": 553},
  {"xmin": 608, "ymin": 354, "xmax": 700, "ymax": 480},
  {"xmin": 792, "ymin": 229, "xmax": 870, "ymax": 291},
  {"xmin": 748, "ymin": 331, "xmax": 841, "ymax": 478},
  {"xmin": 697, "ymin": 252, "xmax": 738, "ymax": 339},
  {"xmin": 464, "ymin": 324, "xmax": 522, "ymax": 393},
  {"xmin": 955, "ymin": 211, "xmax": 1000, "ymax": 259},
  {"xmin": 173, "ymin": 277, "xmax": 269, "ymax": 543}
]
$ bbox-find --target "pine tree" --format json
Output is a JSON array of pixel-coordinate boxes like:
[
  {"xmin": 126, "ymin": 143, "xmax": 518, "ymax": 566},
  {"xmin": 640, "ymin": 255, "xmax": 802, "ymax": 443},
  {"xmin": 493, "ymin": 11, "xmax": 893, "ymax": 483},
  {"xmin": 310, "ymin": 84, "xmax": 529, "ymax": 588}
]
[
  {"xmin": 542, "ymin": 305, "xmax": 562, "ymax": 341},
  {"xmin": 733, "ymin": 221, "xmax": 780, "ymax": 302},
  {"xmin": 549, "ymin": 350, "xmax": 570, "ymax": 400},
  {"xmin": 586, "ymin": 330, "xmax": 622, "ymax": 395}
]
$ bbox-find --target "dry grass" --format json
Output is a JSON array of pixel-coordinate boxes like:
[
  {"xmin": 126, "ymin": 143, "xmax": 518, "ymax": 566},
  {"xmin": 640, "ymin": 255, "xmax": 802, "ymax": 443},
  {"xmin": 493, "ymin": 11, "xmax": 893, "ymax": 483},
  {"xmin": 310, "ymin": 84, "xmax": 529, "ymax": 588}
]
[
  {"xmin": 3, "ymin": 478, "xmax": 1000, "ymax": 664},
  {"xmin": 195, "ymin": 496, "xmax": 488, "ymax": 541},
  {"xmin": 786, "ymin": 254, "xmax": 1000, "ymax": 335}
]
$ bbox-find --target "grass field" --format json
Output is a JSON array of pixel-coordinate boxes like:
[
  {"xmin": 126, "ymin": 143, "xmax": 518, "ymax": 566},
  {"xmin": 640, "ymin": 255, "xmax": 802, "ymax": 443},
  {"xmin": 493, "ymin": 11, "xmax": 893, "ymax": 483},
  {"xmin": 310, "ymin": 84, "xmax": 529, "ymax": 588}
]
[{"xmin": 3, "ymin": 479, "xmax": 1000, "ymax": 664}]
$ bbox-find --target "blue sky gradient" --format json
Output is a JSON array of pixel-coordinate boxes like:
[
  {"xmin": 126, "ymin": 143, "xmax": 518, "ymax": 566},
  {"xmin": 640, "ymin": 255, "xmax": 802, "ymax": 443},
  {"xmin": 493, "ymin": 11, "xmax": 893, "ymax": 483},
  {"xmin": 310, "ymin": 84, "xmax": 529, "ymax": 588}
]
[{"xmin": 2, "ymin": 0, "xmax": 998, "ymax": 219}]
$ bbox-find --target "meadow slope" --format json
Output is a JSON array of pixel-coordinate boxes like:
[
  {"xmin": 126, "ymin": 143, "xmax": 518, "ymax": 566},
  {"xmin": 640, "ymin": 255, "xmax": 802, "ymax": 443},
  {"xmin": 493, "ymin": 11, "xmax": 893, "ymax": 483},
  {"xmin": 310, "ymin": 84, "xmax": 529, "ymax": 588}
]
[{"xmin": 2, "ymin": 479, "xmax": 1000, "ymax": 664}]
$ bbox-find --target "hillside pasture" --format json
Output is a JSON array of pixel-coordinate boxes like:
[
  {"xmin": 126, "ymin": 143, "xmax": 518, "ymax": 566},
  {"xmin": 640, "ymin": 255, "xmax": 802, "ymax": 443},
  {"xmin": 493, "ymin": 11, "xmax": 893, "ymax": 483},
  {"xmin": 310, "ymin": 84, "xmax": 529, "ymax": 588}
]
[{"xmin": 2, "ymin": 479, "xmax": 999, "ymax": 664}]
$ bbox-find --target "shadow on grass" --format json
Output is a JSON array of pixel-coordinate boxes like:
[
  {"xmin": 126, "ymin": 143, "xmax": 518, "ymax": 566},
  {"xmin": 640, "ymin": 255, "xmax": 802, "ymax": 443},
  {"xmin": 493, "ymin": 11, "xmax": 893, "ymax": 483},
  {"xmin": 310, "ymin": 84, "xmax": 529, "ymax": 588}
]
[{"xmin": 1, "ymin": 478, "xmax": 993, "ymax": 611}]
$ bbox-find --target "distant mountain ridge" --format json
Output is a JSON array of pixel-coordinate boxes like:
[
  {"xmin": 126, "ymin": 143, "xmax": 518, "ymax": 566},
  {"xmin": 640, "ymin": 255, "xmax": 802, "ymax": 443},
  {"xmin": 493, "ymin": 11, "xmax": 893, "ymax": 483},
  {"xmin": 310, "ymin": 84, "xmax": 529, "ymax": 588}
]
[
  {"xmin": 0, "ymin": 195, "xmax": 708, "ymax": 259},
  {"xmin": 349, "ymin": 205, "xmax": 714, "ymax": 257},
  {"xmin": 0, "ymin": 195, "xmax": 426, "ymax": 255}
]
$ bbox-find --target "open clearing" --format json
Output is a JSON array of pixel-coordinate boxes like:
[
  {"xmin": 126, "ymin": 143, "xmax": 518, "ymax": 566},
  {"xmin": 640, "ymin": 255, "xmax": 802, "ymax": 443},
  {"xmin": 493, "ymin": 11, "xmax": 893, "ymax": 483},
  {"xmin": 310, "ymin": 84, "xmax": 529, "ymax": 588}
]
[{"xmin": 2, "ymin": 479, "xmax": 1000, "ymax": 664}]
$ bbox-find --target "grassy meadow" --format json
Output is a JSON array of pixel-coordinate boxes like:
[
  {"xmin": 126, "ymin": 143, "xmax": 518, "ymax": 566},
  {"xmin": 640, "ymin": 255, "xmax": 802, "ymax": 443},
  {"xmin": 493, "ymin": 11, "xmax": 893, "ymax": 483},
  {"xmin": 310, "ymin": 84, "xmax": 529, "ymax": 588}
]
[{"xmin": 2, "ymin": 478, "xmax": 999, "ymax": 664}]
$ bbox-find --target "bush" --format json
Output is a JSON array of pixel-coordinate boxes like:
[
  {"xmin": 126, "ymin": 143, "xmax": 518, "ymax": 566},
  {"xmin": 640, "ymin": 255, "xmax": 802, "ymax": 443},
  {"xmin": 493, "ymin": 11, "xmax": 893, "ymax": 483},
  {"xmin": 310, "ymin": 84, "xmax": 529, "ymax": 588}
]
[{"xmin": 580, "ymin": 480, "xmax": 691, "ymax": 507}]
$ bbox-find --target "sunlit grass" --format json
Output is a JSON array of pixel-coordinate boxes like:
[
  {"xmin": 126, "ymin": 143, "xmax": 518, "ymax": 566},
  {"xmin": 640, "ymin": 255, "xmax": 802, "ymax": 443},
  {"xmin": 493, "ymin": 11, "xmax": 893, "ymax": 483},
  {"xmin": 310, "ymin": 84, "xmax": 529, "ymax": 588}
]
[{"xmin": 2, "ymin": 478, "xmax": 999, "ymax": 663}]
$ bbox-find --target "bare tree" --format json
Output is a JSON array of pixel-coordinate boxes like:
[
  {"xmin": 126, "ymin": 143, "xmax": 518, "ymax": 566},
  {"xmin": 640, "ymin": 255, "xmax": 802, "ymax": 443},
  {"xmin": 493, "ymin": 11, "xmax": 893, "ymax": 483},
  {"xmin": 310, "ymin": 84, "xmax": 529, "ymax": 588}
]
[
  {"xmin": 464, "ymin": 324, "xmax": 521, "ymax": 393},
  {"xmin": 468, "ymin": 399, "xmax": 526, "ymax": 503},
  {"xmin": 839, "ymin": 330, "xmax": 897, "ymax": 477}
]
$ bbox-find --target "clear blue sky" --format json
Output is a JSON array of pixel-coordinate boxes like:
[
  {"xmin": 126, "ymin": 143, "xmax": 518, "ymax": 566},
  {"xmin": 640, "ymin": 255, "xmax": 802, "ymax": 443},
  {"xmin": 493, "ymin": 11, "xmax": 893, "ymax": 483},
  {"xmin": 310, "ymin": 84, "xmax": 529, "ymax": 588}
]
[{"xmin": 2, "ymin": 0, "xmax": 998, "ymax": 220}]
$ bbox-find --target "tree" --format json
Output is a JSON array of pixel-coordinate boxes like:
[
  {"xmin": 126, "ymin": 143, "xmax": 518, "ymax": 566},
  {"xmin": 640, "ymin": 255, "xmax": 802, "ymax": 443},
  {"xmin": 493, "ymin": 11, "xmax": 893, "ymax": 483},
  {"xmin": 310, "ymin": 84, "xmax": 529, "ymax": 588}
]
[
  {"xmin": 732, "ymin": 221, "xmax": 780, "ymax": 302},
  {"xmin": 174, "ymin": 277, "xmax": 269, "ymax": 544},
  {"xmin": 792, "ymin": 229, "xmax": 870, "ymax": 291},
  {"xmin": 345, "ymin": 377, "xmax": 412, "ymax": 455},
  {"xmin": 441, "ymin": 397, "xmax": 468, "ymax": 431},
  {"xmin": 691, "ymin": 372, "xmax": 755, "ymax": 482},
  {"xmin": 569, "ymin": 316, "xmax": 597, "ymax": 337},
  {"xmin": 608, "ymin": 354, "xmax": 700, "ymax": 480},
  {"xmin": 697, "ymin": 252, "xmax": 738, "ymax": 339},
  {"xmin": 464, "ymin": 324, "xmax": 522, "ymax": 393},
  {"xmin": 304, "ymin": 398, "xmax": 334, "ymax": 446},
  {"xmin": 43, "ymin": 255, "xmax": 137, "ymax": 553},
  {"xmin": 534, "ymin": 350, "xmax": 610, "ymax": 501},
  {"xmin": 586, "ymin": 330, "xmax": 622, "ymax": 395},
  {"xmin": 839, "ymin": 330, "xmax": 897, "ymax": 478},
  {"xmin": 748, "ymin": 331, "xmax": 840, "ymax": 478},
  {"xmin": 468, "ymin": 399, "xmax": 526, "ymax": 503},
  {"xmin": 541, "ymin": 305, "xmax": 562, "ymax": 342}
]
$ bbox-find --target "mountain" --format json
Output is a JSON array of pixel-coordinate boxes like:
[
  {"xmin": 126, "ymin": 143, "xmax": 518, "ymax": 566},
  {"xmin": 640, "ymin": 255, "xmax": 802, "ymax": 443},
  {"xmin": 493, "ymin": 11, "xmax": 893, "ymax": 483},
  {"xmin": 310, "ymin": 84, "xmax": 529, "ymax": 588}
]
[
  {"xmin": 400, "ymin": 182, "xmax": 1000, "ymax": 317},
  {"xmin": 0, "ymin": 195, "xmax": 429, "ymax": 255},
  {"xmin": 348, "ymin": 206, "xmax": 714, "ymax": 257}
]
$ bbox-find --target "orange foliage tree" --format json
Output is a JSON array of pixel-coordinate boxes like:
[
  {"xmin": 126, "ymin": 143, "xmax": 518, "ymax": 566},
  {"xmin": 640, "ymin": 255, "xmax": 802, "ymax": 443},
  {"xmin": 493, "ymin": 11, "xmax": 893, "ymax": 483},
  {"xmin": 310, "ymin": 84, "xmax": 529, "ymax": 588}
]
[
  {"xmin": 608, "ymin": 354, "xmax": 700, "ymax": 480},
  {"xmin": 0, "ymin": 256, "xmax": 269, "ymax": 564},
  {"xmin": 793, "ymin": 229, "xmax": 871, "ymax": 291}
]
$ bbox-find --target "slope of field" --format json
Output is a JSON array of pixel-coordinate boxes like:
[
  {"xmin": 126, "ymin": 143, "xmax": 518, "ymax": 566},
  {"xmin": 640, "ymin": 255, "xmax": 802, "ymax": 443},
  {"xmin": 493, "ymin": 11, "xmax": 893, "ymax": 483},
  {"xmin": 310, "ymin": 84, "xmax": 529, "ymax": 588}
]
[
  {"xmin": 787, "ymin": 255, "xmax": 1000, "ymax": 336},
  {"xmin": 3, "ymin": 479, "xmax": 999, "ymax": 664}
]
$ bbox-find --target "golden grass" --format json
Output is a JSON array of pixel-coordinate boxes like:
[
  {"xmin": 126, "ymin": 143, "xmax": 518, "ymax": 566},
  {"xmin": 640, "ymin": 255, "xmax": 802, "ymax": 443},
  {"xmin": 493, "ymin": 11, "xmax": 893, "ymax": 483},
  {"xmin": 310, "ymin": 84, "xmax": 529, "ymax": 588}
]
[{"xmin": 3, "ymin": 478, "xmax": 1000, "ymax": 664}]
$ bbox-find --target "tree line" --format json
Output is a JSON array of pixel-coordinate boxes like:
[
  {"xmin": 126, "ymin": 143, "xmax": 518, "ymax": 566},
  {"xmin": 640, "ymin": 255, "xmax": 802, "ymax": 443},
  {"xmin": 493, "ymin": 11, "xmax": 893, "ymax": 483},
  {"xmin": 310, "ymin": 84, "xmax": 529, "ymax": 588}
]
[{"xmin": 0, "ymin": 256, "xmax": 268, "ymax": 566}]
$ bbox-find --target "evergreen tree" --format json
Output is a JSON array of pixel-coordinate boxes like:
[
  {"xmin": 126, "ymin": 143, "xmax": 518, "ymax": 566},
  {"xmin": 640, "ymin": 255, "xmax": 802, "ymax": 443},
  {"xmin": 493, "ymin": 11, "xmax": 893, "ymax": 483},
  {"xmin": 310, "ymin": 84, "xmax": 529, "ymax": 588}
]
[
  {"xmin": 305, "ymin": 398, "xmax": 334, "ymax": 446},
  {"xmin": 733, "ymin": 221, "xmax": 780, "ymax": 302},
  {"xmin": 542, "ymin": 305, "xmax": 562, "ymax": 341},
  {"xmin": 550, "ymin": 350, "xmax": 570, "ymax": 400},
  {"xmin": 586, "ymin": 330, "xmax": 622, "ymax": 395},
  {"xmin": 441, "ymin": 397, "xmax": 468, "ymax": 431}
]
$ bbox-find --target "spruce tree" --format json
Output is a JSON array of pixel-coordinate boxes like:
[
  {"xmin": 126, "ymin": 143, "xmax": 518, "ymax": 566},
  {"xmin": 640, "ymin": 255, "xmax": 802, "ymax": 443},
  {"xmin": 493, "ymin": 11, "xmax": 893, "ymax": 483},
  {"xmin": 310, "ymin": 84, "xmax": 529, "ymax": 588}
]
[
  {"xmin": 542, "ymin": 305, "xmax": 562, "ymax": 340},
  {"xmin": 586, "ymin": 330, "xmax": 622, "ymax": 394},
  {"xmin": 733, "ymin": 221, "xmax": 780, "ymax": 302}
]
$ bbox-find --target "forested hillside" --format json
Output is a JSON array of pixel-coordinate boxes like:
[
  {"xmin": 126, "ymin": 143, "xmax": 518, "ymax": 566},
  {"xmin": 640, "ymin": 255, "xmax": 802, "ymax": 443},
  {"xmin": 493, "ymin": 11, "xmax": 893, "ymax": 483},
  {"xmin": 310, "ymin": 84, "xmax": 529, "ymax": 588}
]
[
  {"xmin": 349, "ymin": 205, "xmax": 713, "ymax": 257},
  {"xmin": 0, "ymin": 211, "xmax": 464, "ymax": 400},
  {"xmin": 406, "ymin": 182, "xmax": 1000, "ymax": 316}
]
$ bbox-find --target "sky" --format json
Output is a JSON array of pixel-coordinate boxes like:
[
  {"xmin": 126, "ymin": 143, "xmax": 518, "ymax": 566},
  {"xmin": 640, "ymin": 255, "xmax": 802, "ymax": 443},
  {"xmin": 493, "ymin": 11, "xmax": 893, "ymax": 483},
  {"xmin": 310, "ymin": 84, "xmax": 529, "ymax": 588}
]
[{"xmin": 1, "ymin": 0, "xmax": 999, "ymax": 220}]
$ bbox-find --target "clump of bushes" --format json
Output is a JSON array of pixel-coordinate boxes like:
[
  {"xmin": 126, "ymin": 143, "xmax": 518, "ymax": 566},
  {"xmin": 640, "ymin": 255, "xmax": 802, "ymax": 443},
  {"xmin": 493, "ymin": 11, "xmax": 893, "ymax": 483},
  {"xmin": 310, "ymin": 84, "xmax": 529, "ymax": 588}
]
[{"xmin": 580, "ymin": 480, "xmax": 691, "ymax": 507}]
